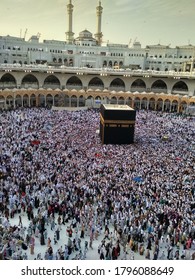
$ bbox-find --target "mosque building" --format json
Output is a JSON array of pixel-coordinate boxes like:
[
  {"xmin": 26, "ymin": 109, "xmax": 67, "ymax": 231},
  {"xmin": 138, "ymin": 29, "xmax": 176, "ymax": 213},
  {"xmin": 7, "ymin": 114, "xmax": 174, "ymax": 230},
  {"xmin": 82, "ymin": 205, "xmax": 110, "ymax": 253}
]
[{"xmin": 0, "ymin": 0, "xmax": 195, "ymax": 111}]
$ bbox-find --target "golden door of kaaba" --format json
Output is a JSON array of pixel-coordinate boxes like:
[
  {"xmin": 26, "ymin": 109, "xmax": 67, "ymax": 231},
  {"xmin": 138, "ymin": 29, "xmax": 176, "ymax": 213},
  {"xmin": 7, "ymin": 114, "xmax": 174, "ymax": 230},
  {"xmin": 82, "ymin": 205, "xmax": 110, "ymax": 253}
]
[{"xmin": 100, "ymin": 104, "xmax": 136, "ymax": 144}]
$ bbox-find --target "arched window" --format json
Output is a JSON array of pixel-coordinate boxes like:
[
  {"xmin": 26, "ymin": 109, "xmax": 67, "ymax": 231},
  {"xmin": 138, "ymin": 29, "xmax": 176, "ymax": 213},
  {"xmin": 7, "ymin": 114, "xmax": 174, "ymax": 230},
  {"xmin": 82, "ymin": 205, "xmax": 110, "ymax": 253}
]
[
  {"xmin": 66, "ymin": 76, "xmax": 82, "ymax": 89},
  {"xmin": 21, "ymin": 74, "xmax": 39, "ymax": 89},
  {"xmin": 43, "ymin": 75, "xmax": 60, "ymax": 89},
  {"xmin": 131, "ymin": 79, "xmax": 146, "ymax": 92},
  {"xmin": 88, "ymin": 77, "xmax": 104, "ymax": 89},
  {"xmin": 110, "ymin": 78, "xmax": 125, "ymax": 91},
  {"xmin": 0, "ymin": 73, "xmax": 17, "ymax": 89},
  {"xmin": 151, "ymin": 80, "xmax": 167, "ymax": 93},
  {"xmin": 172, "ymin": 81, "xmax": 188, "ymax": 93}
]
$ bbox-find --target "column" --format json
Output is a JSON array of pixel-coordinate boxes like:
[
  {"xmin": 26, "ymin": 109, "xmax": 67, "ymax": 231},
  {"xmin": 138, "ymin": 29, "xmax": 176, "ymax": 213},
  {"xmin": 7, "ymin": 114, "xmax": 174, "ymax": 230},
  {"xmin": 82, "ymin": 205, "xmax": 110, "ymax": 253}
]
[
  {"xmin": 139, "ymin": 100, "xmax": 142, "ymax": 110},
  {"xmin": 154, "ymin": 100, "xmax": 157, "ymax": 111},
  {"xmin": 13, "ymin": 94, "xmax": 16, "ymax": 109},
  {"xmin": 5, "ymin": 97, "xmax": 7, "ymax": 109},
  {"xmin": 95, "ymin": 1, "xmax": 103, "ymax": 45},
  {"xmin": 77, "ymin": 96, "xmax": 79, "ymax": 107},
  {"xmin": 132, "ymin": 98, "xmax": 135, "ymax": 109},
  {"xmin": 147, "ymin": 100, "xmax": 149, "ymax": 110},
  {"xmin": 162, "ymin": 100, "xmax": 165, "ymax": 111},
  {"xmin": 65, "ymin": 0, "xmax": 74, "ymax": 43},
  {"xmin": 36, "ymin": 95, "xmax": 39, "ymax": 107},
  {"xmin": 170, "ymin": 101, "xmax": 172, "ymax": 112}
]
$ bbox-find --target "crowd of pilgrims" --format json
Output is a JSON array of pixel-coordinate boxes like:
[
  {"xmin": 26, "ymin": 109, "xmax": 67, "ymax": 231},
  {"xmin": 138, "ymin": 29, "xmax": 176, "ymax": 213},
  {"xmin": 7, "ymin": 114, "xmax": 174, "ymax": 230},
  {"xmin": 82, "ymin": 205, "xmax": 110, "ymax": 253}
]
[{"xmin": 0, "ymin": 107, "xmax": 195, "ymax": 260}]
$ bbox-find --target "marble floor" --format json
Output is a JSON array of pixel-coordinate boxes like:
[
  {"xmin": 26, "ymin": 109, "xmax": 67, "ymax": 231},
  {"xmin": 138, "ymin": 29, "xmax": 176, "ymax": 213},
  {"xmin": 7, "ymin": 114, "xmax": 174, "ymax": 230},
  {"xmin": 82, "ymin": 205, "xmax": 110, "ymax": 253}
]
[{"xmin": 6, "ymin": 210, "xmax": 193, "ymax": 261}]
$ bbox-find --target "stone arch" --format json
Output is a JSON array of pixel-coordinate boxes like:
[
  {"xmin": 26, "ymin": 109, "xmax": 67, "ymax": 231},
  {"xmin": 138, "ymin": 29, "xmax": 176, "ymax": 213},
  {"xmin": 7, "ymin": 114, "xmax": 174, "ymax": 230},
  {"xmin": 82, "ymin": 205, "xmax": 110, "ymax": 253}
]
[
  {"xmin": 30, "ymin": 93, "xmax": 36, "ymax": 107},
  {"xmin": 6, "ymin": 95, "xmax": 14, "ymax": 108},
  {"xmin": 23, "ymin": 94, "xmax": 29, "ymax": 107},
  {"xmin": 0, "ymin": 95, "xmax": 6, "ymax": 108},
  {"xmin": 46, "ymin": 94, "xmax": 53, "ymax": 107},
  {"xmin": 118, "ymin": 96, "xmax": 125, "ymax": 105},
  {"xmin": 149, "ymin": 97, "xmax": 155, "ymax": 110},
  {"xmin": 54, "ymin": 94, "xmax": 60, "ymax": 106},
  {"xmin": 126, "ymin": 97, "xmax": 132, "ymax": 107},
  {"xmin": 94, "ymin": 95, "xmax": 102, "ymax": 107},
  {"xmin": 70, "ymin": 95, "xmax": 77, "ymax": 107},
  {"xmin": 21, "ymin": 74, "xmax": 39, "ymax": 89},
  {"xmin": 110, "ymin": 96, "xmax": 117, "ymax": 104},
  {"xmin": 172, "ymin": 100, "xmax": 178, "ymax": 112},
  {"xmin": 0, "ymin": 73, "xmax": 17, "ymax": 89},
  {"xmin": 141, "ymin": 97, "xmax": 148, "ymax": 109},
  {"xmin": 94, "ymin": 95, "xmax": 101, "ymax": 100},
  {"xmin": 156, "ymin": 98, "xmax": 163, "ymax": 111},
  {"xmin": 64, "ymin": 94, "xmax": 70, "ymax": 106},
  {"xmin": 43, "ymin": 75, "xmax": 60, "ymax": 89},
  {"xmin": 151, "ymin": 79, "xmax": 167, "ymax": 93},
  {"xmin": 88, "ymin": 77, "xmax": 104, "ymax": 89},
  {"xmin": 180, "ymin": 101, "xmax": 187, "ymax": 112},
  {"xmin": 110, "ymin": 78, "xmax": 125, "ymax": 91},
  {"xmin": 86, "ymin": 95, "xmax": 94, "ymax": 107},
  {"xmin": 131, "ymin": 79, "xmax": 146, "ymax": 92},
  {"xmin": 56, "ymin": 92, "xmax": 69, "ymax": 107},
  {"xmin": 134, "ymin": 97, "xmax": 141, "ymax": 109},
  {"xmin": 15, "ymin": 94, "xmax": 22, "ymax": 107},
  {"xmin": 66, "ymin": 76, "xmax": 83, "ymax": 89},
  {"xmin": 164, "ymin": 99, "xmax": 171, "ymax": 112},
  {"xmin": 172, "ymin": 81, "xmax": 188, "ymax": 93},
  {"xmin": 79, "ymin": 95, "xmax": 85, "ymax": 107},
  {"xmin": 38, "ymin": 93, "xmax": 46, "ymax": 107}
]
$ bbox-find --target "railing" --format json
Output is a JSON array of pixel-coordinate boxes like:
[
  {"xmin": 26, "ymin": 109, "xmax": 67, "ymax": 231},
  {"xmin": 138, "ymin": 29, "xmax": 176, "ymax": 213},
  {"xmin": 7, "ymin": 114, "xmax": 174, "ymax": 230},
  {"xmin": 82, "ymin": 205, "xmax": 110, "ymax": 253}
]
[
  {"xmin": 43, "ymin": 83, "xmax": 60, "ymax": 89},
  {"xmin": 21, "ymin": 83, "xmax": 39, "ymax": 89},
  {"xmin": 151, "ymin": 88, "xmax": 168, "ymax": 93},
  {"xmin": 131, "ymin": 87, "xmax": 146, "ymax": 92},
  {"xmin": 1, "ymin": 64, "xmax": 195, "ymax": 78},
  {"xmin": 0, "ymin": 82, "xmax": 16, "ymax": 88},
  {"xmin": 172, "ymin": 89, "xmax": 188, "ymax": 94}
]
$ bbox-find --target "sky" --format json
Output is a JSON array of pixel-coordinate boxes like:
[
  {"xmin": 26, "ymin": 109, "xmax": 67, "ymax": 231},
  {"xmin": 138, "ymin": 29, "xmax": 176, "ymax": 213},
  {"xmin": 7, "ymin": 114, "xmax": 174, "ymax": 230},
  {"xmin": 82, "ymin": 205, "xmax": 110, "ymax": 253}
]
[{"xmin": 1, "ymin": 0, "xmax": 195, "ymax": 48}]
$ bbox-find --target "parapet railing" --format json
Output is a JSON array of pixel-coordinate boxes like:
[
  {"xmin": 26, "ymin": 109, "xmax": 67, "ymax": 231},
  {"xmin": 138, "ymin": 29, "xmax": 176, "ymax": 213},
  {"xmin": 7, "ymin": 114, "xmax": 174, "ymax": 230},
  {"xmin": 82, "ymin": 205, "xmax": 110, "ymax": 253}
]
[{"xmin": 0, "ymin": 64, "xmax": 195, "ymax": 79}]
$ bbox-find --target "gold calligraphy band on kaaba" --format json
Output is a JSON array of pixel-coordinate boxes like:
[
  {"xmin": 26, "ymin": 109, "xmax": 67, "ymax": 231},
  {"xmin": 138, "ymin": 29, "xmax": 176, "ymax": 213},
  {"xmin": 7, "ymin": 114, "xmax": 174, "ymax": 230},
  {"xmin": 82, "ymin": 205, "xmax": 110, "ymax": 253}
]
[{"xmin": 100, "ymin": 114, "xmax": 135, "ymax": 125}]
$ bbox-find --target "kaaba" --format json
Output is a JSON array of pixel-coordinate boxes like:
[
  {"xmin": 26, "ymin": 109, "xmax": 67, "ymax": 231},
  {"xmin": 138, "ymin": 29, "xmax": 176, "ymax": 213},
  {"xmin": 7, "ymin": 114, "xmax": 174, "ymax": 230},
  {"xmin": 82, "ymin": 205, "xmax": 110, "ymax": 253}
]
[{"xmin": 100, "ymin": 104, "xmax": 136, "ymax": 144}]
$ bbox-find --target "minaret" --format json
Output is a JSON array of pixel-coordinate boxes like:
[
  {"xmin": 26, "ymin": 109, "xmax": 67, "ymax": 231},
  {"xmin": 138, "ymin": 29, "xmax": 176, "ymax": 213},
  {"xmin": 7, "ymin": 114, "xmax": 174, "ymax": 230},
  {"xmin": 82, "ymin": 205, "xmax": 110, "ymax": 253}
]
[
  {"xmin": 65, "ymin": 0, "xmax": 74, "ymax": 44},
  {"xmin": 95, "ymin": 1, "xmax": 103, "ymax": 46}
]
